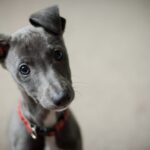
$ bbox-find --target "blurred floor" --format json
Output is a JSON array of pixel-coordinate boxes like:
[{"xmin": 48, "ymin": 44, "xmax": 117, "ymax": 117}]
[{"xmin": 0, "ymin": 0, "xmax": 150, "ymax": 150}]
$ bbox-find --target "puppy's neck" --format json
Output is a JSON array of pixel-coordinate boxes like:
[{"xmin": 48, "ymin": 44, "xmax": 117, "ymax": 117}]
[{"xmin": 20, "ymin": 90, "xmax": 57, "ymax": 127}]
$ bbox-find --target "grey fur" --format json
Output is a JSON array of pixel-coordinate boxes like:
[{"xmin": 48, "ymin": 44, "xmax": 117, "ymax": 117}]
[{"xmin": 0, "ymin": 6, "xmax": 82, "ymax": 150}]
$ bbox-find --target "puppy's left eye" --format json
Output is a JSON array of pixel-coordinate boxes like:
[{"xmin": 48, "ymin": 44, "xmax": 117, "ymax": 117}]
[
  {"xmin": 19, "ymin": 64, "xmax": 30, "ymax": 76},
  {"xmin": 54, "ymin": 50, "xmax": 64, "ymax": 61}
]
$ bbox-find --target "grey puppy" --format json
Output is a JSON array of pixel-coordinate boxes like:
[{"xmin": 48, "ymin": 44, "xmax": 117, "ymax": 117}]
[{"xmin": 0, "ymin": 6, "xmax": 82, "ymax": 150}]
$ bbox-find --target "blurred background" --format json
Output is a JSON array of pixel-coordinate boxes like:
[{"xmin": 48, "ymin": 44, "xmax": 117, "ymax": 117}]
[{"xmin": 0, "ymin": 0, "xmax": 150, "ymax": 149}]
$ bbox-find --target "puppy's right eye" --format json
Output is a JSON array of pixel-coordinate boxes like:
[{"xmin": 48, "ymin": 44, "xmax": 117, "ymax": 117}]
[
  {"xmin": 19, "ymin": 64, "xmax": 30, "ymax": 76},
  {"xmin": 54, "ymin": 50, "xmax": 64, "ymax": 61}
]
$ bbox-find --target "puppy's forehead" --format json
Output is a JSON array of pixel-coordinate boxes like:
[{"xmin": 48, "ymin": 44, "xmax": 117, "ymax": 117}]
[
  {"xmin": 12, "ymin": 25, "xmax": 45, "ymax": 36},
  {"xmin": 11, "ymin": 26, "xmax": 50, "ymax": 55}
]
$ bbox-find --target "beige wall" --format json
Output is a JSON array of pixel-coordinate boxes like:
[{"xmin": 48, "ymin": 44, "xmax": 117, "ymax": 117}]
[{"xmin": 0, "ymin": 0, "xmax": 150, "ymax": 149}]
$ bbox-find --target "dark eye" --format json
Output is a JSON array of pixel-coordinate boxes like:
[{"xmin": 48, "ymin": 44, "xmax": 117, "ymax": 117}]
[
  {"xmin": 54, "ymin": 50, "xmax": 64, "ymax": 61},
  {"xmin": 19, "ymin": 64, "xmax": 30, "ymax": 75}
]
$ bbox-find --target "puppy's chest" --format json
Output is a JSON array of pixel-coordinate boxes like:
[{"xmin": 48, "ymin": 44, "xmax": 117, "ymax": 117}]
[
  {"xmin": 44, "ymin": 112, "xmax": 62, "ymax": 150},
  {"xmin": 44, "ymin": 137, "xmax": 62, "ymax": 150},
  {"xmin": 44, "ymin": 111, "xmax": 57, "ymax": 127}
]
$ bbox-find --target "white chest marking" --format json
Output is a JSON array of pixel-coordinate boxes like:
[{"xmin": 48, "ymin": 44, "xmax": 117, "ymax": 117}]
[
  {"xmin": 44, "ymin": 137, "xmax": 62, "ymax": 150},
  {"xmin": 44, "ymin": 111, "xmax": 57, "ymax": 127},
  {"xmin": 44, "ymin": 111, "xmax": 62, "ymax": 150}
]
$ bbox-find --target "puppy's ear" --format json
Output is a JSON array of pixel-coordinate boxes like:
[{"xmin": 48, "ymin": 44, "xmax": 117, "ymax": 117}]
[
  {"xmin": 29, "ymin": 6, "xmax": 66, "ymax": 35},
  {"xmin": 0, "ymin": 34, "xmax": 10, "ymax": 63}
]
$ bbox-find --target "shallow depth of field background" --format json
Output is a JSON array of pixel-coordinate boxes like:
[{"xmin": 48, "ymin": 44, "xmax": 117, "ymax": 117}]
[{"xmin": 0, "ymin": 0, "xmax": 150, "ymax": 150}]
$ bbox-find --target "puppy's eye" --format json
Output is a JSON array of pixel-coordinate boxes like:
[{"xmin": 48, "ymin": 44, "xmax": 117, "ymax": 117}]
[
  {"xmin": 54, "ymin": 50, "xmax": 64, "ymax": 61},
  {"xmin": 19, "ymin": 64, "xmax": 30, "ymax": 75}
]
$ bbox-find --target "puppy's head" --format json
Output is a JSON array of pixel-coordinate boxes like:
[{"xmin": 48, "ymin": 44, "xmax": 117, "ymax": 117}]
[{"xmin": 0, "ymin": 6, "xmax": 74, "ymax": 111}]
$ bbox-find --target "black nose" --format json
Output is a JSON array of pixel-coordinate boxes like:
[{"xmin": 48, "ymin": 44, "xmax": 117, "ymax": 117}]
[{"xmin": 53, "ymin": 91, "xmax": 72, "ymax": 107}]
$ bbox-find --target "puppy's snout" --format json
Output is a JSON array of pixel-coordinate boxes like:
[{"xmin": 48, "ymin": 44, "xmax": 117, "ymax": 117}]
[
  {"xmin": 53, "ymin": 90, "xmax": 72, "ymax": 107},
  {"xmin": 47, "ymin": 81, "xmax": 74, "ymax": 109}
]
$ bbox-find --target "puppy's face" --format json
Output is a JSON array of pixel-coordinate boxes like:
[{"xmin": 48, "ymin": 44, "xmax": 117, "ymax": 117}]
[{"xmin": 0, "ymin": 6, "xmax": 74, "ymax": 110}]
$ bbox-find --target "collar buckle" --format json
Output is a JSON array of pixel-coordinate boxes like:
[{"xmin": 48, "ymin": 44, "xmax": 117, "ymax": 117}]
[{"xmin": 30, "ymin": 124, "xmax": 37, "ymax": 139}]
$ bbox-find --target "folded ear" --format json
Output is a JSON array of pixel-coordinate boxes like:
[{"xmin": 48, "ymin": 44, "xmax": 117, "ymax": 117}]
[
  {"xmin": 0, "ymin": 34, "xmax": 11, "ymax": 63},
  {"xmin": 29, "ymin": 6, "xmax": 66, "ymax": 35}
]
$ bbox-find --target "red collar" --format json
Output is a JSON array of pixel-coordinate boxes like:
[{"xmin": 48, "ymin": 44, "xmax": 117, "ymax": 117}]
[{"xmin": 17, "ymin": 100, "xmax": 69, "ymax": 139}]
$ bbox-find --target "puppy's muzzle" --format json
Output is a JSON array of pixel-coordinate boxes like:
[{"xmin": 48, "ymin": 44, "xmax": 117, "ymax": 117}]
[{"xmin": 52, "ymin": 88, "xmax": 74, "ymax": 108}]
